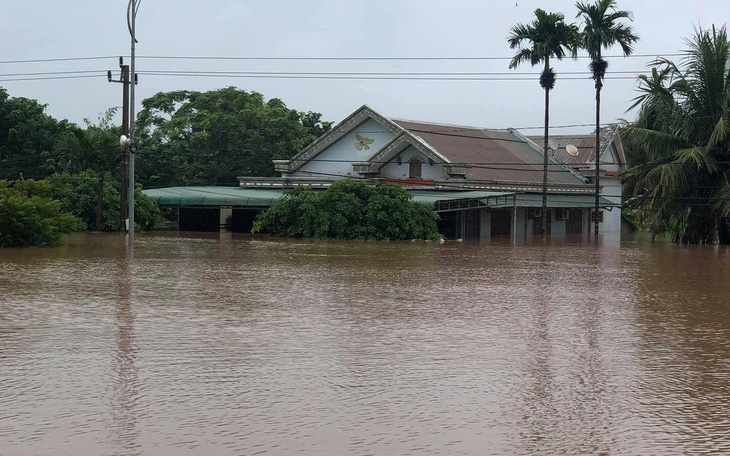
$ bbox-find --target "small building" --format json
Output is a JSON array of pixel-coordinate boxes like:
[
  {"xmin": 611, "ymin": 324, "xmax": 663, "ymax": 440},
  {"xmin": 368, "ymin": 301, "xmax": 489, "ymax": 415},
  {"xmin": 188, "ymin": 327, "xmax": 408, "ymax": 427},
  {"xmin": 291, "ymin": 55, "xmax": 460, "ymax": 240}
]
[{"xmin": 145, "ymin": 105, "xmax": 617, "ymax": 241}]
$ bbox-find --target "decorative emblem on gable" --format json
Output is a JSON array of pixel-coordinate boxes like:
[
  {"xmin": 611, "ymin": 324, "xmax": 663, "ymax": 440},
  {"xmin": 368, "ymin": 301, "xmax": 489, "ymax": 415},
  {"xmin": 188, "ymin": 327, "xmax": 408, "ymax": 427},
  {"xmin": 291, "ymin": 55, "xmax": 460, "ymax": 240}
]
[{"xmin": 355, "ymin": 133, "xmax": 375, "ymax": 151}]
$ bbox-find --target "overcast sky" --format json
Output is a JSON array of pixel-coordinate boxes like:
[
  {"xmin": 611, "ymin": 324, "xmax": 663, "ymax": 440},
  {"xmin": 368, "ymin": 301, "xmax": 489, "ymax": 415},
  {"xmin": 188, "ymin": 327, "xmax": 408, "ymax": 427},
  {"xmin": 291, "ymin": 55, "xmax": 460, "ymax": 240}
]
[{"xmin": 0, "ymin": 0, "xmax": 726, "ymax": 134}]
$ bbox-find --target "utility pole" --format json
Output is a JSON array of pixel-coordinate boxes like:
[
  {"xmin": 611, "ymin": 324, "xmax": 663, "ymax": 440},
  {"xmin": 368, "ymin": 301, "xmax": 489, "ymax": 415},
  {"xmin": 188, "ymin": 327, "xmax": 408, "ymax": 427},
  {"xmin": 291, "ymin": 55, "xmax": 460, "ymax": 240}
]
[
  {"xmin": 594, "ymin": 80, "xmax": 601, "ymax": 238},
  {"xmin": 126, "ymin": 0, "xmax": 140, "ymax": 246},
  {"xmin": 107, "ymin": 58, "xmax": 130, "ymax": 232}
]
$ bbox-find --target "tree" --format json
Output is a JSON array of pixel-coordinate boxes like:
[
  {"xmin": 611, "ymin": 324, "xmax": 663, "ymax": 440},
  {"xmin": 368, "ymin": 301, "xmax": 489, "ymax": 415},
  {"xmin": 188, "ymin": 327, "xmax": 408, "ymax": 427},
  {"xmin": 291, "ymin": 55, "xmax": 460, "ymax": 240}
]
[
  {"xmin": 253, "ymin": 180, "xmax": 440, "ymax": 241},
  {"xmin": 0, "ymin": 87, "xmax": 70, "ymax": 180},
  {"xmin": 47, "ymin": 172, "xmax": 161, "ymax": 232},
  {"xmin": 135, "ymin": 87, "xmax": 331, "ymax": 188},
  {"xmin": 0, "ymin": 179, "xmax": 84, "ymax": 248},
  {"xmin": 508, "ymin": 10, "xmax": 579, "ymax": 235},
  {"xmin": 52, "ymin": 110, "xmax": 120, "ymax": 231},
  {"xmin": 623, "ymin": 26, "xmax": 730, "ymax": 244},
  {"xmin": 576, "ymin": 0, "xmax": 638, "ymax": 236}
]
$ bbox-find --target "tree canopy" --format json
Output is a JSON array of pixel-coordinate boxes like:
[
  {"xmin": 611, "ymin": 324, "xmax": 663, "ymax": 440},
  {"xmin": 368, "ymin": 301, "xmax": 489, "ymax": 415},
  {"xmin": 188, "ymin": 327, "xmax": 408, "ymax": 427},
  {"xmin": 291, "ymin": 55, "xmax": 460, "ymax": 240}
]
[
  {"xmin": 135, "ymin": 87, "xmax": 331, "ymax": 188},
  {"xmin": 253, "ymin": 180, "xmax": 440, "ymax": 241},
  {"xmin": 0, "ymin": 88, "xmax": 71, "ymax": 180},
  {"xmin": 623, "ymin": 26, "xmax": 730, "ymax": 244}
]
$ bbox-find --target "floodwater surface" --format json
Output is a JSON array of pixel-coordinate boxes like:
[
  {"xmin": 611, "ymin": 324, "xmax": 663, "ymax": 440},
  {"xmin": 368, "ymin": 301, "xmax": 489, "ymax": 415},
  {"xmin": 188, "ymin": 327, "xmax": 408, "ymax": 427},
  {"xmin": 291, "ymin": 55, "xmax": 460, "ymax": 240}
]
[{"xmin": 1, "ymin": 233, "xmax": 730, "ymax": 455}]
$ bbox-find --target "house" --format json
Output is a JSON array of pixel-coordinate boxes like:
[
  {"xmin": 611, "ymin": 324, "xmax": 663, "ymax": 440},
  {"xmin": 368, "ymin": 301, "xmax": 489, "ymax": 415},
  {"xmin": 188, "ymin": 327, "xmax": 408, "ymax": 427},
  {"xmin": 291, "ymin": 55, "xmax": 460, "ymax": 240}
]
[
  {"xmin": 527, "ymin": 129, "xmax": 627, "ymax": 234},
  {"xmin": 145, "ymin": 105, "xmax": 617, "ymax": 240}
]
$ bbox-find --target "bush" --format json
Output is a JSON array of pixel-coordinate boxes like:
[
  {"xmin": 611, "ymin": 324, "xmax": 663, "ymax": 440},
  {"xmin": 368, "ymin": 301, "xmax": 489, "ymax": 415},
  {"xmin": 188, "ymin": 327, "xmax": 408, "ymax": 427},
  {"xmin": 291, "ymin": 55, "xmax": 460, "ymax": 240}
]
[
  {"xmin": 253, "ymin": 180, "xmax": 439, "ymax": 240},
  {"xmin": 0, "ymin": 181, "xmax": 84, "ymax": 247}
]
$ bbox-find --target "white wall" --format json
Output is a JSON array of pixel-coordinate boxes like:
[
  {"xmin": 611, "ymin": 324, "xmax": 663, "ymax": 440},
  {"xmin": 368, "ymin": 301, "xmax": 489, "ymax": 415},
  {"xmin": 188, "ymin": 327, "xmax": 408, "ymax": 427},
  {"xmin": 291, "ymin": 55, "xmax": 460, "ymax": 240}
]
[
  {"xmin": 379, "ymin": 146, "xmax": 445, "ymax": 180},
  {"xmin": 296, "ymin": 118, "xmax": 396, "ymax": 178}
]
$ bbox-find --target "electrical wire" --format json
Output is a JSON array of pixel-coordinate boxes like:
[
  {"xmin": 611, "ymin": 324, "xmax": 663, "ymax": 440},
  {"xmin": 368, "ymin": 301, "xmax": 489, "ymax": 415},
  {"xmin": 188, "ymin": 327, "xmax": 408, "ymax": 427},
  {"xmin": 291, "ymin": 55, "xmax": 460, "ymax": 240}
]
[{"xmin": 0, "ymin": 53, "xmax": 689, "ymax": 65}]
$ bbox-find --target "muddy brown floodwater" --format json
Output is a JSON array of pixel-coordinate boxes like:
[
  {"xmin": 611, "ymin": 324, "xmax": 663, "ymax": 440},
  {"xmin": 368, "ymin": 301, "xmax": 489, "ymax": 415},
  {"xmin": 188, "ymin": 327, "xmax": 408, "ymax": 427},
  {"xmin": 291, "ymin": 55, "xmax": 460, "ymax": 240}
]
[{"xmin": 1, "ymin": 233, "xmax": 730, "ymax": 455}]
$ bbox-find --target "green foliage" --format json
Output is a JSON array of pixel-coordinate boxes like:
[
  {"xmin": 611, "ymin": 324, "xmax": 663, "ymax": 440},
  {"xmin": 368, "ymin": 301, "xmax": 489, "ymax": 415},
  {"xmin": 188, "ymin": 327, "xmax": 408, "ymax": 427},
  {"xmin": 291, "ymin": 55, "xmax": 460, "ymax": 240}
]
[
  {"xmin": 0, "ymin": 87, "xmax": 72, "ymax": 180},
  {"xmin": 135, "ymin": 87, "xmax": 331, "ymax": 188},
  {"xmin": 0, "ymin": 180, "xmax": 84, "ymax": 247},
  {"xmin": 623, "ymin": 26, "xmax": 730, "ymax": 244},
  {"xmin": 253, "ymin": 181, "xmax": 440, "ymax": 241},
  {"xmin": 47, "ymin": 172, "xmax": 161, "ymax": 232},
  {"xmin": 575, "ymin": 0, "xmax": 638, "ymax": 70},
  {"xmin": 508, "ymin": 9, "xmax": 580, "ymax": 89}
]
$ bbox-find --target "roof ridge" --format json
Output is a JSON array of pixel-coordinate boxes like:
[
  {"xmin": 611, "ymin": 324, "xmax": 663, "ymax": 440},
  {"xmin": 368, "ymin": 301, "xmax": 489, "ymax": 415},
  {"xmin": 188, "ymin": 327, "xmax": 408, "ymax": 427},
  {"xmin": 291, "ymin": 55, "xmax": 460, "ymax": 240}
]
[{"xmin": 390, "ymin": 117, "xmax": 510, "ymax": 132}]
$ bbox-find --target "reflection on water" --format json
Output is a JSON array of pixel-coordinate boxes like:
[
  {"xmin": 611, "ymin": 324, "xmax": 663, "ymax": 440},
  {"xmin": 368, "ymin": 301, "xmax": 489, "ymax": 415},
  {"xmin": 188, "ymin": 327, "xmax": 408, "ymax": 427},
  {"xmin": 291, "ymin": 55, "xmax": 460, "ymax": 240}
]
[{"xmin": 1, "ymin": 232, "xmax": 730, "ymax": 455}]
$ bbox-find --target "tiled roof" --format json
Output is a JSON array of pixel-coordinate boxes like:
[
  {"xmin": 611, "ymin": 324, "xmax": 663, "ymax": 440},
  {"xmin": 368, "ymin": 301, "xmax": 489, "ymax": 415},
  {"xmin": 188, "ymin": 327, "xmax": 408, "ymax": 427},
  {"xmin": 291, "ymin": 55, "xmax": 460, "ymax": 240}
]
[
  {"xmin": 527, "ymin": 130, "xmax": 615, "ymax": 168},
  {"xmin": 390, "ymin": 119, "xmax": 585, "ymax": 186}
]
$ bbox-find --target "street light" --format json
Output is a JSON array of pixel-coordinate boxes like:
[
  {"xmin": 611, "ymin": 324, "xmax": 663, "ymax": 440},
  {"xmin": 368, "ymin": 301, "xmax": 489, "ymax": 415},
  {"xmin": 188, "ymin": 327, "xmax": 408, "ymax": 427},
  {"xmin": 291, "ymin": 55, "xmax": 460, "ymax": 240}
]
[{"xmin": 126, "ymin": 0, "xmax": 140, "ymax": 246}]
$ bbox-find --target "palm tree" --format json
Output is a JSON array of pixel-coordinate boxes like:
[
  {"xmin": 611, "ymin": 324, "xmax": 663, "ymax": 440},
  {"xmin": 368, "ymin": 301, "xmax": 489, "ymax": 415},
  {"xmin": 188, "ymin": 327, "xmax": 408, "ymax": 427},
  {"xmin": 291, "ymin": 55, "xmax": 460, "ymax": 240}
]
[
  {"xmin": 575, "ymin": 0, "xmax": 638, "ymax": 237},
  {"xmin": 509, "ymin": 9, "xmax": 579, "ymax": 235},
  {"xmin": 623, "ymin": 26, "xmax": 730, "ymax": 244}
]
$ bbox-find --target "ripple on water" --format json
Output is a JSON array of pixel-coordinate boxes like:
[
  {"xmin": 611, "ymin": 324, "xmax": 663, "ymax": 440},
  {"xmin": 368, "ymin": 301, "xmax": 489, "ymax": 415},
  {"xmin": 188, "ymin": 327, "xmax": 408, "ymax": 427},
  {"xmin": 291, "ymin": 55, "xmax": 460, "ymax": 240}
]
[{"xmin": 1, "ymin": 234, "xmax": 730, "ymax": 455}]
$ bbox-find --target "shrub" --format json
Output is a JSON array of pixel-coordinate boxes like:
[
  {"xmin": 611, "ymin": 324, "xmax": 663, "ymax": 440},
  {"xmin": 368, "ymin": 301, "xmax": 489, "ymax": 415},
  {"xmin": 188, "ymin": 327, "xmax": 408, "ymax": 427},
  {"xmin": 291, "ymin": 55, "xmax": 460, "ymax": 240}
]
[
  {"xmin": 0, "ymin": 181, "xmax": 84, "ymax": 247},
  {"xmin": 253, "ymin": 180, "xmax": 439, "ymax": 240}
]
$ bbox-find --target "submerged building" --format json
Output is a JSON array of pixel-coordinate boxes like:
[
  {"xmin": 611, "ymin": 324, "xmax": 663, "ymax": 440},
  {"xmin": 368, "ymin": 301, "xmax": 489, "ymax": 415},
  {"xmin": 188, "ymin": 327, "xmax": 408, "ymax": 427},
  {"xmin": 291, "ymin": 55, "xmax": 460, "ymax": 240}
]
[{"xmin": 145, "ymin": 105, "xmax": 621, "ymax": 241}]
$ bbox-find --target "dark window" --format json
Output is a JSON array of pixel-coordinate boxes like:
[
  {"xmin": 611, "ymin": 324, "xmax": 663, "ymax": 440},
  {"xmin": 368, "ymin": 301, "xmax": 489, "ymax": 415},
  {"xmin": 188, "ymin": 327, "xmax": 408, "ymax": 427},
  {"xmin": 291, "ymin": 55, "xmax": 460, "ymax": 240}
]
[{"xmin": 409, "ymin": 159, "xmax": 422, "ymax": 179}]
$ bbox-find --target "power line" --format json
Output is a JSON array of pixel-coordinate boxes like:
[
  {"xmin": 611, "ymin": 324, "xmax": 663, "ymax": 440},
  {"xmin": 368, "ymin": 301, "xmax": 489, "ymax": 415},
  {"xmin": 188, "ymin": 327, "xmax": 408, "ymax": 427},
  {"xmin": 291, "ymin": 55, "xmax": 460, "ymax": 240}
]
[
  {"xmin": 135, "ymin": 53, "xmax": 686, "ymax": 62},
  {"xmin": 0, "ymin": 53, "xmax": 689, "ymax": 66},
  {"xmin": 139, "ymin": 72, "xmax": 639, "ymax": 81},
  {"xmin": 0, "ymin": 56, "xmax": 117, "ymax": 65},
  {"xmin": 0, "ymin": 74, "xmax": 102, "ymax": 82}
]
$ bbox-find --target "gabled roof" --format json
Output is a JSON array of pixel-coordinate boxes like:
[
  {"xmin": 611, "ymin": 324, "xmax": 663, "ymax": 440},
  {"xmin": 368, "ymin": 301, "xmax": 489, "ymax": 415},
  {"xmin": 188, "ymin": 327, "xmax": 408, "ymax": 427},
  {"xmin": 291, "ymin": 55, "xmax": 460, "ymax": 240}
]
[
  {"xmin": 288, "ymin": 105, "xmax": 402, "ymax": 172},
  {"xmin": 527, "ymin": 129, "xmax": 625, "ymax": 168},
  {"xmin": 279, "ymin": 105, "xmax": 589, "ymax": 187},
  {"xmin": 390, "ymin": 119, "xmax": 586, "ymax": 185}
]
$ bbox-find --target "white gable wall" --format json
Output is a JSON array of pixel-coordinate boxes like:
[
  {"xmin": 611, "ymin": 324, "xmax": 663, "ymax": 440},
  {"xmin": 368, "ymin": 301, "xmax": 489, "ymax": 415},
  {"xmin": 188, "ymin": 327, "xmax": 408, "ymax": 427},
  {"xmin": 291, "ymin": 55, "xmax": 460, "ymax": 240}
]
[
  {"xmin": 295, "ymin": 118, "xmax": 396, "ymax": 178},
  {"xmin": 379, "ymin": 146, "xmax": 446, "ymax": 180}
]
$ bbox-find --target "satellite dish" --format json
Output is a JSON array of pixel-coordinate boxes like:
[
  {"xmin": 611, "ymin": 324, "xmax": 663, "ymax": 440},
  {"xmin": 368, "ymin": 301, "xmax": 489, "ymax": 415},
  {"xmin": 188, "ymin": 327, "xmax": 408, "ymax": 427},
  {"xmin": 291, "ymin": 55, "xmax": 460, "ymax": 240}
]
[
  {"xmin": 548, "ymin": 138, "xmax": 559, "ymax": 151},
  {"xmin": 566, "ymin": 144, "xmax": 579, "ymax": 157}
]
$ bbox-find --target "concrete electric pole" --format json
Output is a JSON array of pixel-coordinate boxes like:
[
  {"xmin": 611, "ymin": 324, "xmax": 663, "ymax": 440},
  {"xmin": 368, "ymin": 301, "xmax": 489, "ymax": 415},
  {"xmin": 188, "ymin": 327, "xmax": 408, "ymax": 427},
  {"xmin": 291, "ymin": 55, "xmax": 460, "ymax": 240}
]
[
  {"xmin": 107, "ymin": 58, "xmax": 130, "ymax": 232},
  {"xmin": 126, "ymin": 0, "xmax": 140, "ymax": 246}
]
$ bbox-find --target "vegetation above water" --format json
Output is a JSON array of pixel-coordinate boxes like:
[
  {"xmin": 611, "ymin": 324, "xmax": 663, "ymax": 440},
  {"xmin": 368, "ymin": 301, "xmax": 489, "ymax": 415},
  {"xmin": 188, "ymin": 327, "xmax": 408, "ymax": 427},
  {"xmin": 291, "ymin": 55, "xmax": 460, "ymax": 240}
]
[
  {"xmin": 623, "ymin": 26, "xmax": 730, "ymax": 244},
  {"xmin": 0, "ymin": 180, "xmax": 83, "ymax": 247},
  {"xmin": 134, "ymin": 87, "xmax": 332, "ymax": 188},
  {"xmin": 253, "ymin": 181, "xmax": 440, "ymax": 241},
  {"xmin": 0, "ymin": 176, "xmax": 161, "ymax": 247}
]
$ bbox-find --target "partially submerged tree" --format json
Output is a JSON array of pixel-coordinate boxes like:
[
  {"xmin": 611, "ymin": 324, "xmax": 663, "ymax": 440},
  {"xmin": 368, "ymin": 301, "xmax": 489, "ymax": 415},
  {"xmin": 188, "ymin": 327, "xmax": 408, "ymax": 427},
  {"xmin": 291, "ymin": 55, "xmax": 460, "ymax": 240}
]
[
  {"xmin": 623, "ymin": 26, "xmax": 730, "ymax": 244},
  {"xmin": 0, "ymin": 179, "xmax": 84, "ymax": 248},
  {"xmin": 52, "ymin": 110, "xmax": 120, "ymax": 231},
  {"xmin": 508, "ymin": 9, "xmax": 579, "ymax": 235},
  {"xmin": 253, "ymin": 180, "xmax": 440, "ymax": 241},
  {"xmin": 576, "ymin": 0, "xmax": 638, "ymax": 236}
]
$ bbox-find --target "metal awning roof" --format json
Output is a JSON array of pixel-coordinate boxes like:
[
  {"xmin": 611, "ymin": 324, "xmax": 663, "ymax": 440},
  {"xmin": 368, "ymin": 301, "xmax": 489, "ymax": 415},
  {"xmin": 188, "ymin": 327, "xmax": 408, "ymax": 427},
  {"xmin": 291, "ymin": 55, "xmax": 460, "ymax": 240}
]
[
  {"xmin": 143, "ymin": 186, "xmax": 514, "ymax": 207},
  {"xmin": 142, "ymin": 186, "xmax": 615, "ymax": 209},
  {"xmin": 143, "ymin": 187, "xmax": 287, "ymax": 206}
]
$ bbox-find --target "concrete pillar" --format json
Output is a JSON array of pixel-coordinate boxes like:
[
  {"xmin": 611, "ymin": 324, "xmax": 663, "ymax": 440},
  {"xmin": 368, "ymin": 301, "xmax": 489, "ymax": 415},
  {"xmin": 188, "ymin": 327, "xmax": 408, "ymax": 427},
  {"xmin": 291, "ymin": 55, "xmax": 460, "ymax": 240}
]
[{"xmin": 480, "ymin": 209, "xmax": 491, "ymax": 240}]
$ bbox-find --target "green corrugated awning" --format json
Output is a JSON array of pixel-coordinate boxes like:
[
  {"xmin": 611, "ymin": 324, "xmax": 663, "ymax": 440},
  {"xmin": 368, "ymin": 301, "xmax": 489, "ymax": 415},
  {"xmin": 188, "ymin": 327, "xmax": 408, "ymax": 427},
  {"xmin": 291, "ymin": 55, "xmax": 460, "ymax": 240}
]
[
  {"xmin": 142, "ymin": 186, "xmax": 615, "ymax": 210},
  {"xmin": 143, "ymin": 187, "xmax": 287, "ymax": 206},
  {"xmin": 143, "ymin": 186, "xmax": 515, "ymax": 207},
  {"xmin": 482, "ymin": 193, "xmax": 616, "ymax": 208}
]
